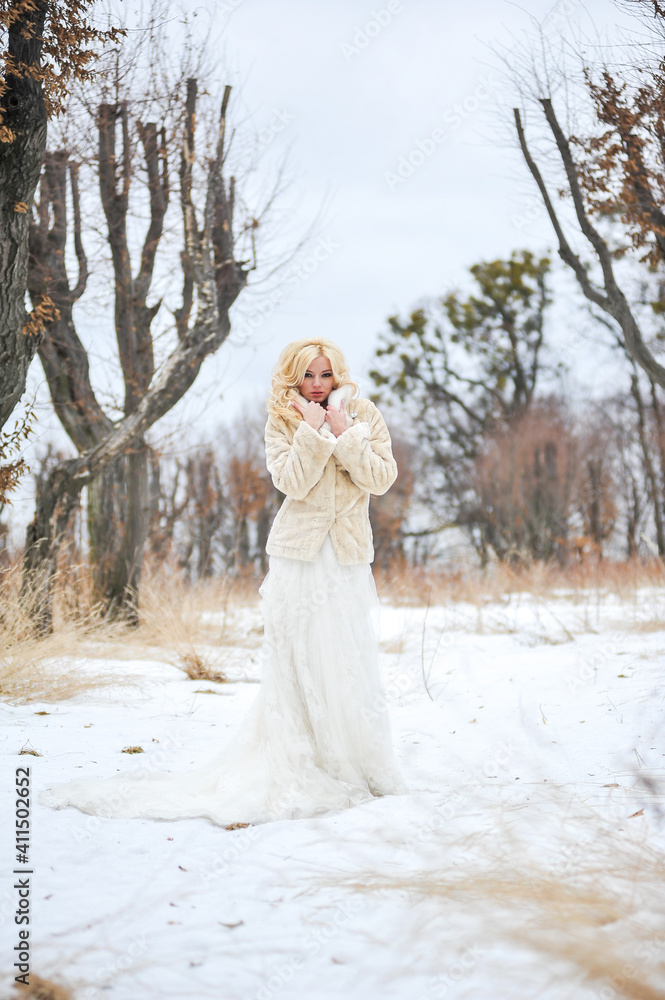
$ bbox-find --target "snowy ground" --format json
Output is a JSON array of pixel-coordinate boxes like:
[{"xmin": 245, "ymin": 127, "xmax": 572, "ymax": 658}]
[{"xmin": 1, "ymin": 588, "xmax": 665, "ymax": 1000}]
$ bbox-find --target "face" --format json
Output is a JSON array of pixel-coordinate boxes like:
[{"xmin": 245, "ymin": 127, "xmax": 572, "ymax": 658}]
[{"xmin": 298, "ymin": 355, "xmax": 334, "ymax": 403}]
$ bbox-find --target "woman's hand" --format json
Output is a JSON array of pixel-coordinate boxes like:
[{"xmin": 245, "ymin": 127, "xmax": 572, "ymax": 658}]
[
  {"xmin": 291, "ymin": 398, "xmax": 326, "ymax": 430},
  {"xmin": 325, "ymin": 399, "xmax": 347, "ymax": 437}
]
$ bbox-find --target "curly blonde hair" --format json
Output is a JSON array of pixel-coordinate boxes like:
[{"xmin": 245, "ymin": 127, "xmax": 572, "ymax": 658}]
[{"xmin": 267, "ymin": 338, "xmax": 359, "ymax": 423}]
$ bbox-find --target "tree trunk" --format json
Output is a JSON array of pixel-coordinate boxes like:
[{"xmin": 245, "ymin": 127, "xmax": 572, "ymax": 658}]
[
  {"xmin": 631, "ymin": 373, "xmax": 665, "ymax": 556},
  {"xmin": 649, "ymin": 379, "xmax": 665, "ymax": 543},
  {"xmin": 586, "ymin": 458, "xmax": 604, "ymax": 557},
  {"xmin": 0, "ymin": 1, "xmax": 48, "ymax": 430},
  {"xmin": 22, "ymin": 460, "xmax": 79, "ymax": 634},
  {"xmin": 82, "ymin": 442, "xmax": 151, "ymax": 622},
  {"xmin": 626, "ymin": 476, "xmax": 640, "ymax": 560},
  {"xmin": 256, "ymin": 504, "xmax": 272, "ymax": 574},
  {"xmin": 87, "ymin": 456, "xmax": 126, "ymax": 609}
]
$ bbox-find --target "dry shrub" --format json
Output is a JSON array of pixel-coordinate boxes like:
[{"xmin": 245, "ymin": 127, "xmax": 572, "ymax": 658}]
[
  {"xmin": 13, "ymin": 973, "xmax": 73, "ymax": 1000},
  {"xmin": 176, "ymin": 647, "xmax": 227, "ymax": 683}
]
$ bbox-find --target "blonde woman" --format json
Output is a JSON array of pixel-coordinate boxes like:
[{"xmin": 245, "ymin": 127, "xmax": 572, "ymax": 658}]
[
  {"xmin": 257, "ymin": 337, "xmax": 408, "ymax": 819},
  {"xmin": 40, "ymin": 338, "xmax": 407, "ymax": 826}
]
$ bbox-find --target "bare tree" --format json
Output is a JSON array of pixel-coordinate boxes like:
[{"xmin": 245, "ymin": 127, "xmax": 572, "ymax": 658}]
[
  {"xmin": 148, "ymin": 409, "xmax": 282, "ymax": 580},
  {"xmin": 511, "ymin": 2, "xmax": 665, "ymax": 388},
  {"xmin": 471, "ymin": 398, "xmax": 579, "ymax": 564},
  {"xmin": 221, "ymin": 418, "xmax": 278, "ymax": 575},
  {"xmin": 604, "ymin": 393, "xmax": 651, "ymax": 557},
  {"xmin": 183, "ymin": 449, "xmax": 225, "ymax": 579},
  {"xmin": 27, "ymin": 102, "xmax": 171, "ymax": 614},
  {"xmin": 22, "ymin": 78, "xmax": 250, "ymax": 632},
  {"xmin": 369, "ymin": 432, "xmax": 414, "ymax": 570},
  {"xmin": 571, "ymin": 410, "xmax": 619, "ymax": 559}
]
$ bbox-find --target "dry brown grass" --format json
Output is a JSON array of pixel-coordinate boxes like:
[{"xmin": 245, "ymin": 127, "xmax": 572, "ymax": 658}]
[
  {"xmin": 133, "ymin": 561, "xmax": 263, "ymax": 682},
  {"xmin": 357, "ymin": 870, "xmax": 664, "ymax": 998},
  {"xmin": 379, "ymin": 636, "xmax": 406, "ymax": 654},
  {"xmin": 374, "ymin": 554, "xmax": 665, "ymax": 607},
  {"xmin": 2, "ymin": 550, "xmax": 664, "ymax": 704},
  {"xmin": 0, "ymin": 561, "xmax": 131, "ymax": 705},
  {"xmin": 316, "ymin": 809, "xmax": 665, "ymax": 999},
  {"xmin": 13, "ymin": 973, "xmax": 73, "ymax": 1000},
  {"xmin": 0, "ymin": 555, "xmax": 262, "ymax": 703}
]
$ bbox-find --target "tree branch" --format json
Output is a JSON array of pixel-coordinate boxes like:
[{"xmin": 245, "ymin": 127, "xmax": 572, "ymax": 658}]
[
  {"xmin": 515, "ymin": 102, "xmax": 665, "ymax": 388},
  {"xmin": 135, "ymin": 121, "xmax": 169, "ymax": 302},
  {"xmin": 28, "ymin": 149, "xmax": 110, "ymax": 451},
  {"xmin": 69, "ymin": 161, "xmax": 88, "ymax": 302},
  {"xmin": 514, "ymin": 106, "xmax": 609, "ymax": 311}
]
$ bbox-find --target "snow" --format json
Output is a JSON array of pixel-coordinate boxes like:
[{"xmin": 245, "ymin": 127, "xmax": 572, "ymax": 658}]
[{"xmin": 1, "ymin": 588, "xmax": 665, "ymax": 999}]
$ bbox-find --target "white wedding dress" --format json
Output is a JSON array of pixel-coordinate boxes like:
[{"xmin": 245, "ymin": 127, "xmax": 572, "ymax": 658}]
[{"xmin": 40, "ymin": 533, "xmax": 408, "ymax": 826}]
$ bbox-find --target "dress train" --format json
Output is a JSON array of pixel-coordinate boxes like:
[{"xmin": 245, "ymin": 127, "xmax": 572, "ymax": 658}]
[{"xmin": 39, "ymin": 534, "xmax": 408, "ymax": 826}]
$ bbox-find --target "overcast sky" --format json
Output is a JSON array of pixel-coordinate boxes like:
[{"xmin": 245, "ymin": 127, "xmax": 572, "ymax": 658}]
[
  {"xmin": 12, "ymin": 0, "xmax": 638, "ymax": 534},
  {"xmin": 190, "ymin": 0, "xmax": 634, "ymax": 414}
]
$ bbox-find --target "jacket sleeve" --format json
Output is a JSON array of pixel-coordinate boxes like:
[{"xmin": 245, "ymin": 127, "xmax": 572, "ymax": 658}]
[
  {"xmin": 330, "ymin": 401, "xmax": 398, "ymax": 496},
  {"xmin": 265, "ymin": 415, "xmax": 336, "ymax": 500}
]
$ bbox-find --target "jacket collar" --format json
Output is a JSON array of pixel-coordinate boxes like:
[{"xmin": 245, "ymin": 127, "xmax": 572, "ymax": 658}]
[{"xmin": 295, "ymin": 383, "xmax": 356, "ymax": 427}]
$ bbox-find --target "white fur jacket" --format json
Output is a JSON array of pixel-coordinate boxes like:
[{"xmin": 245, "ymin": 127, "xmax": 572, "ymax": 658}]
[{"xmin": 264, "ymin": 384, "xmax": 398, "ymax": 564}]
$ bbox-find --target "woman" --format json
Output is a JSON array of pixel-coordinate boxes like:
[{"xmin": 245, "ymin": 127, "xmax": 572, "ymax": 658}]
[{"xmin": 39, "ymin": 338, "xmax": 407, "ymax": 826}]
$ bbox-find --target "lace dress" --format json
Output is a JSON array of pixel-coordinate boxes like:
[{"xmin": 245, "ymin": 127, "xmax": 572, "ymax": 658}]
[{"xmin": 39, "ymin": 533, "xmax": 408, "ymax": 826}]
